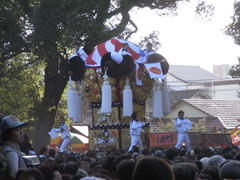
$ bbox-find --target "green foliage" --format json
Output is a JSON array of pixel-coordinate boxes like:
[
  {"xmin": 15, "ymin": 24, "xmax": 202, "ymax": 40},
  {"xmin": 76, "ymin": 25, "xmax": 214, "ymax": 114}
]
[
  {"xmin": 228, "ymin": 58, "xmax": 240, "ymax": 98},
  {"xmin": 150, "ymin": 118, "xmax": 206, "ymax": 133},
  {"xmin": 138, "ymin": 31, "xmax": 161, "ymax": 51},
  {"xmin": 225, "ymin": 1, "xmax": 240, "ymax": 46},
  {"xmin": 150, "ymin": 119, "xmax": 175, "ymax": 133},
  {"xmin": 0, "ymin": 53, "xmax": 44, "ymax": 122},
  {"xmin": 229, "ymin": 58, "xmax": 240, "ymax": 78},
  {"xmin": 193, "ymin": 118, "xmax": 206, "ymax": 132}
]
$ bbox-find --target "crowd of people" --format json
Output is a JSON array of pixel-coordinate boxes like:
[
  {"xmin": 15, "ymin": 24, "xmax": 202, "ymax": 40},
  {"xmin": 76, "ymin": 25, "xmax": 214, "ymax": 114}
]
[
  {"xmin": 3, "ymin": 131, "xmax": 240, "ymax": 180},
  {"xmin": 1, "ymin": 112, "xmax": 240, "ymax": 180},
  {"xmin": 7, "ymin": 143, "xmax": 240, "ymax": 180}
]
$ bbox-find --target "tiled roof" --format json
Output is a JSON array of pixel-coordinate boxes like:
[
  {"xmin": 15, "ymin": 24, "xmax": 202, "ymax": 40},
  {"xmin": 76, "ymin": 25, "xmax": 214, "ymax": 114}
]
[
  {"xmin": 169, "ymin": 65, "xmax": 222, "ymax": 82},
  {"xmin": 169, "ymin": 89, "xmax": 210, "ymax": 105},
  {"xmin": 182, "ymin": 99, "xmax": 240, "ymax": 129}
]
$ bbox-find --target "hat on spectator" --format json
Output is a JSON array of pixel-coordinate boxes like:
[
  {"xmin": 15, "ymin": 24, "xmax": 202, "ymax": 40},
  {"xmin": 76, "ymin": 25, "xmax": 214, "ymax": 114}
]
[
  {"xmin": 154, "ymin": 150, "xmax": 163, "ymax": 157},
  {"xmin": 0, "ymin": 115, "xmax": 28, "ymax": 135},
  {"xmin": 219, "ymin": 160, "xmax": 240, "ymax": 179}
]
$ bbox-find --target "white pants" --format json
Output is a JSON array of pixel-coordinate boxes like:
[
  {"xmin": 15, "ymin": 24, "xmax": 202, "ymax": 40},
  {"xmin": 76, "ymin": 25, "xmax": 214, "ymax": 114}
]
[
  {"xmin": 175, "ymin": 132, "xmax": 191, "ymax": 152},
  {"xmin": 128, "ymin": 135, "xmax": 143, "ymax": 152},
  {"xmin": 60, "ymin": 137, "xmax": 71, "ymax": 153}
]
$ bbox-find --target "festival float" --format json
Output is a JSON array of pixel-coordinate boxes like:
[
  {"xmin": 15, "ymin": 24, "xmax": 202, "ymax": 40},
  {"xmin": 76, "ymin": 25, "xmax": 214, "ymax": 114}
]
[{"xmin": 66, "ymin": 38, "xmax": 170, "ymax": 151}]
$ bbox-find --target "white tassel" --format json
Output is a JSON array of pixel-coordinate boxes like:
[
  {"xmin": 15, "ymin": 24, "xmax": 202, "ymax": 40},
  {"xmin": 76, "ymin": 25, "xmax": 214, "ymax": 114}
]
[
  {"xmin": 101, "ymin": 70, "xmax": 112, "ymax": 113},
  {"xmin": 73, "ymin": 92, "xmax": 82, "ymax": 122},
  {"xmin": 66, "ymin": 80, "xmax": 82, "ymax": 122},
  {"xmin": 123, "ymin": 79, "xmax": 133, "ymax": 117},
  {"xmin": 162, "ymin": 81, "xmax": 171, "ymax": 115},
  {"xmin": 152, "ymin": 83, "xmax": 163, "ymax": 118}
]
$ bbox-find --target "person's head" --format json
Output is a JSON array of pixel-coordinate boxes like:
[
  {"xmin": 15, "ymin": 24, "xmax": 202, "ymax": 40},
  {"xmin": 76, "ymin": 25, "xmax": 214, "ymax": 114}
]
[
  {"xmin": 154, "ymin": 150, "xmax": 164, "ymax": 158},
  {"xmin": 207, "ymin": 155, "xmax": 225, "ymax": 169},
  {"xmin": 78, "ymin": 157, "xmax": 91, "ymax": 170},
  {"xmin": 165, "ymin": 148, "xmax": 179, "ymax": 161},
  {"xmin": 39, "ymin": 146, "xmax": 48, "ymax": 155},
  {"xmin": 147, "ymin": 43, "xmax": 153, "ymax": 50},
  {"xmin": 49, "ymin": 148, "xmax": 57, "ymax": 158},
  {"xmin": 178, "ymin": 110, "xmax": 184, "ymax": 119},
  {"xmin": 16, "ymin": 168, "xmax": 45, "ymax": 180},
  {"xmin": 53, "ymin": 171, "xmax": 62, "ymax": 180},
  {"xmin": 116, "ymin": 159, "xmax": 136, "ymax": 180},
  {"xmin": 38, "ymin": 163, "xmax": 55, "ymax": 180},
  {"xmin": 131, "ymin": 112, "xmax": 137, "ymax": 120},
  {"xmin": 202, "ymin": 166, "xmax": 220, "ymax": 180},
  {"xmin": 172, "ymin": 162, "xmax": 199, "ymax": 180},
  {"xmin": 219, "ymin": 160, "xmax": 240, "ymax": 180},
  {"xmin": 0, "ymin": 115, "xmax": 28, "ymax": 143},
  {"xmin": 63, "ymin": 161, "xmax": 79, "ymax": 175},
  {"xmin": 198, "ymin": 173, "xmax": 213, "ymax": 180},
  {"xmin": 59, "ymin": 117, "xmax": 66, "ymax": 124},
  {"xmin": 132, "ymin": 156, "xmax": 174, "ymax": 180},
  {"xmin": 73, "ymin": 42, "xmax": 80, "ymax": 50},
  {"xmin": 123, "ymin": 43, "xmax": 129, "ymax": 51}
]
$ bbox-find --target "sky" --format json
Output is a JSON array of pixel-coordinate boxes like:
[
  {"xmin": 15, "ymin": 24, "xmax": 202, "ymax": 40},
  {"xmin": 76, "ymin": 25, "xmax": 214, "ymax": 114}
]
[{"xmin": 129, "ymin": 0, "xmax": 240, "ymax": 72}]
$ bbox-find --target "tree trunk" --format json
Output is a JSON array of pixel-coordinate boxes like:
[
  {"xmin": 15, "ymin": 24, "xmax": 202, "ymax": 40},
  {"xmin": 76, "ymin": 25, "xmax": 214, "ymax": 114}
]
[{"xmin": 33, "ymin": 53, "xmax": 67, "ymax": 152}]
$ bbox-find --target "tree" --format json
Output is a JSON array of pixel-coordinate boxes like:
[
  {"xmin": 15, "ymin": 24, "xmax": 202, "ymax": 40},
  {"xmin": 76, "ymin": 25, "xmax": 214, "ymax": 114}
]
[
  {"xmin": 225, "ymin": 1, "xmax": 240, "ymax": 97},
  {"xmin": 225, "ymin": 1, "xmax": 240, "ymax": 46},
  {"xmin": 229, "ymin": 58, "xmax": 240, "ymax": 78},
  {"xmin": 0, "ymin": 0, "xmax": 211, "ymax": 151}
]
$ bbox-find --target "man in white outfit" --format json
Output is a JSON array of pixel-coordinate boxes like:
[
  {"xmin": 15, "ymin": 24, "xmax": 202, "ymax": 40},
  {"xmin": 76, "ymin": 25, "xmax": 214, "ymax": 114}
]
[
  {"xmin": 57, "ymin": 118, "xmax": 71, "ymax": 153},
  {"xmin": 174, "ymin": 110, "xmax": 192, "ymax": 153},
  {"xmin": 121, "ymin": 43, "xmax": 132, "ymax": 56},
  {"xmin": 128, "ymin": 112, "xmax": 146, "ymax": 152},
  {"xmin": 143, "ymin": 42, "xmax": 155, "ymax": 58}
]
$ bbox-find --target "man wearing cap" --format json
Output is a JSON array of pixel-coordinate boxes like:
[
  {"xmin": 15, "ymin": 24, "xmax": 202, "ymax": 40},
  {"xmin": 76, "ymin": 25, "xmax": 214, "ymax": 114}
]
[{"xmin": 0, "ymin": 115, "xmax": 28, "ymax": 178}]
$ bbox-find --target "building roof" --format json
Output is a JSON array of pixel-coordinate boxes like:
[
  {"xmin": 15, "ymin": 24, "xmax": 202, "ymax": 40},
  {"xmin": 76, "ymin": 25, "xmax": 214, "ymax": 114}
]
[
  {"xmin": 182, "ymin": 99, "xmax": 240, "ymax": 129},
  {"xmin": 169, "ymin": 89, "xmax": 210, "ymax": 105},
  {"xmin": 169, "ymin": 65, "xmax": 222, "ymax": 82}
]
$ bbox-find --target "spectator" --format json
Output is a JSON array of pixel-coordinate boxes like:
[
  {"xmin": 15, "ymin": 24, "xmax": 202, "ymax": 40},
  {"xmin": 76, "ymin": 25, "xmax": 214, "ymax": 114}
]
[
  {"xmin": 38, "ymin": 146, "xmax": 48, "ymax": 163},
  {"xmin": 207, "ymin": 155, "xmax": 225, "ymax": 169},
  {"xmin": 172, "ymin": 162, "xmax": 199, "ymax": 180},
  {"xmin": 48, "ymin": 148, "xmax": 57, "ymax": 160},
  {"xmin": 201, "ymin": 166, "xmax": 220, "ymax": 180},
  {"xmin": 38, "ymin": 163, "xmax": 56, "ymax": 180},
  {"xmin": 78, "ymin": 157, "xmax": 91, "ymax": 171},
  {"xmin": 63, "ymin": 161, "xmax": 79, "ymax": 175},
  {"xmin": 132, "ymin": 156, "xmax": 175, "ymax": 180},
  {"xmin": 0, "ymin": 115, "xmax": 29, "ymax": 178},
  {"xmin": 19, "ymin": 133, "xmax": 35, "ymax": 155},
  {"xmin": 16, "ymin": 168, "xmax": 45, "ymax": 180},
  {"xmin": 218, "ymin": 160, "xmax": 240, "ymax": 180},
  {"xmin": 116, "ymin": 159, "xmax": 136, "ymax": 180}
]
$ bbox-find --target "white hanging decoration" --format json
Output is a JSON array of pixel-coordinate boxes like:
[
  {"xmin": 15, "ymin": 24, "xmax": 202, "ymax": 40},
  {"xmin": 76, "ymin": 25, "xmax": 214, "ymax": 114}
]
[
  {"xmin": 100, "ymin": 67, "xmax": 112, "ymax": 113},
  {"xmin": 152, "ymin": 81, "xmax": 163, "ymax": 118},
  {"xmin": 123, "ymin": 78, "xmax": 133, "ymax": 117},
  {"xmin": 66, "ymin": 78, "xmax": 82, "ymax": 122},
  {"xmin": 162, "ymin": 80, "xmax": 171, "ymax": 115},
  {"xmin": 72, "ymin": 91, "xmax": 82, "ymax": 122}
]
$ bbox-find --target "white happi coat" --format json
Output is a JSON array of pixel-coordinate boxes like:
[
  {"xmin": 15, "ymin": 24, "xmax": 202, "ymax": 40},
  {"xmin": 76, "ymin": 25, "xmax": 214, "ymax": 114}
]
[
  {"xmin": 174, "ymin": 117, "xmax": 192, "ymax": 152},
  {"xmin": 128, "ymin": 120, "xmax": 145, "ymax": 152}
]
